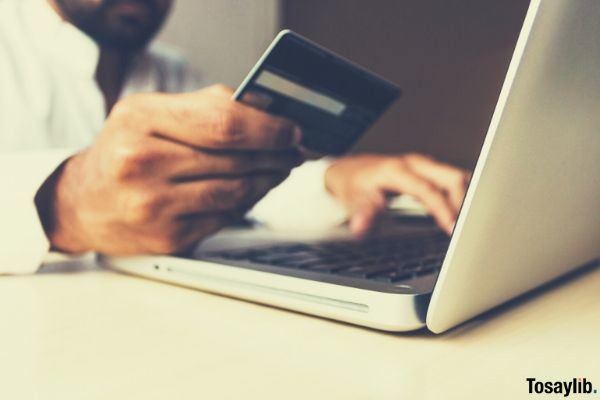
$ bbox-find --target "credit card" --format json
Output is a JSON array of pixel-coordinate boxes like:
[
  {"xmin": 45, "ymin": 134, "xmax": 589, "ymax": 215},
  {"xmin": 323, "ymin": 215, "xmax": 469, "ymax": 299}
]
[{"xmin": 233, "ymin": 30, "xmax": 401, "ymax": 155}]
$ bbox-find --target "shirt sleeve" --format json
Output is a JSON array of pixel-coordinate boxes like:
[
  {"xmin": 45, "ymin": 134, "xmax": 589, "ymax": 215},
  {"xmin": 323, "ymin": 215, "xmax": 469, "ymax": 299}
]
[
  {"xmin": 0, "ymin": 149, "xmax": 75, "ymax": 274},
  {"xmin": 248, "ymin": 159, "xmax": 348, "ymax": 231}
]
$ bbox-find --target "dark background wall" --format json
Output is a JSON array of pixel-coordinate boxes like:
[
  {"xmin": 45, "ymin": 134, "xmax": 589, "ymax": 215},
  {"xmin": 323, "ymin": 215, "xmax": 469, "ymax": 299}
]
[{"xmin": 282, "ymin": 0, "xmax": 529, "ymax": 168}]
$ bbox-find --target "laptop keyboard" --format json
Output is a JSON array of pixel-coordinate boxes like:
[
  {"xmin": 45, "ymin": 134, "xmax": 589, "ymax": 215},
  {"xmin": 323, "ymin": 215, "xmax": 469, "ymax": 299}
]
[{"xmin": 200, "ymin": 233, "xmax": 450, "ymax": 284}]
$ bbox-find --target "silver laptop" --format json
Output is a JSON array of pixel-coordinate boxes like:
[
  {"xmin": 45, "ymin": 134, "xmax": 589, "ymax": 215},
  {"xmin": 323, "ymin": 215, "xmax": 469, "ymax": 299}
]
[{"xmin": 101, "ymin": 0, "xmax": 600, "ymax": 333}]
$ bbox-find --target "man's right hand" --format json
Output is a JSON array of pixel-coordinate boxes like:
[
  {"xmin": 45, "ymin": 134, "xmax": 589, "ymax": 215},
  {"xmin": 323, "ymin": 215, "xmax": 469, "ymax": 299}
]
[{"xmin": 42, "ymin": 85, "xmax": 302, "ymax": 255}]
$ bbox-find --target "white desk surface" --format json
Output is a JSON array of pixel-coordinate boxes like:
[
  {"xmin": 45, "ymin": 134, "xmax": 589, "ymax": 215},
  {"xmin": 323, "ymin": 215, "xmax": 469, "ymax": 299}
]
[{"xmin": 1, "ymin": 259, "xmax": 598, "ymax": 400}]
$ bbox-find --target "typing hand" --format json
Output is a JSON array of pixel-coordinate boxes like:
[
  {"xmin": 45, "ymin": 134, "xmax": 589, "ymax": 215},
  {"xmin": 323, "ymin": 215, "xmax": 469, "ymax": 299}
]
[
  {"xmin": 41, "ymin": 85, "xmax": 303, "ymax": 255},
  {"xmin": 324, "ymin": 153, "xmax": 470, "ymax": 236}
]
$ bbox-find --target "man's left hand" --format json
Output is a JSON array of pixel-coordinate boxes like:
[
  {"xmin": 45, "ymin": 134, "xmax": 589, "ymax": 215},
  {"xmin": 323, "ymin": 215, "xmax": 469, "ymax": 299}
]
[{"xmin": 325, "ymin": 153, "xmax": 471, "ymax": 236}]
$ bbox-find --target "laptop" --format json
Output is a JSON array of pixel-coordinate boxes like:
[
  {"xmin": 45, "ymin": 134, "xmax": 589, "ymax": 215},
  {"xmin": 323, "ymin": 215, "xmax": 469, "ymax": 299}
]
[{"xmin": 101, "ymin": 0, "xmax": 600, "ymax": 333}]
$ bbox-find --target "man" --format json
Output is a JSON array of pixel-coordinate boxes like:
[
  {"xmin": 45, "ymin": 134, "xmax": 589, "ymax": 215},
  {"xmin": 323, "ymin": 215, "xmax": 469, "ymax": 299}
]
[{"xmin": 0, "ymin": 0, "xmax": 469, "ymax": 274}]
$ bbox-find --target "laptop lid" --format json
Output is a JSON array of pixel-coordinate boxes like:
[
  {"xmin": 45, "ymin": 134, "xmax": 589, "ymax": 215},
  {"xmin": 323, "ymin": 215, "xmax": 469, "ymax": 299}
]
[{"xmin": 427, "ymin": 0, "xmax": 600, "ymax": 333}]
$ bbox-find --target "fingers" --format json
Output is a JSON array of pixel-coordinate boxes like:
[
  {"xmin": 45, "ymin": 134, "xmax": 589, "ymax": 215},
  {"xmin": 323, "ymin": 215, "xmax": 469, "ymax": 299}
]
[
  {"xmin": 147, "ymin": 137, "xmax": 303, "ymax": 181},
  {"xmin": 239, "ymin": 90, "xmax": 274, "ymax": 110},
  {"xmin": 403, "ymin": 154, "xmax": 470, "ymax": 212},
  {"xmin": 164, "ymin": 173, "xmax": 289, "ymax": 216},
  {"xmin": 112, "ymin": 85, "xmax": 302, "ymax": 151},
  {"xmin": 379, "ymin": 165, "xmax": 456, "ymax": 234},
  {"xmin": 117, "ymin": 176, "xmax": 268, "ymax": 255},
  {"xmin": 349, "ymin": 192, "xmax": 387, "ymax": 237}
]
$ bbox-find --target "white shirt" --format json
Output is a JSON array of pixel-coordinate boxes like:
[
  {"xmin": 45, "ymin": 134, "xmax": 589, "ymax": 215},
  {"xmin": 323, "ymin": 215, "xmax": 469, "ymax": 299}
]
[{"xmin": 0, "ymin": 0, "xmax": 346, "ymax": 274}]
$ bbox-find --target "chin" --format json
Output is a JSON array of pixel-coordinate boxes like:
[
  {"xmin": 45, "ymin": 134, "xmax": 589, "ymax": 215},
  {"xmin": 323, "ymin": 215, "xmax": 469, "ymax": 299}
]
[{"xmin": 95, "ymin": 22, "xmax": 157, "ymax": 51}]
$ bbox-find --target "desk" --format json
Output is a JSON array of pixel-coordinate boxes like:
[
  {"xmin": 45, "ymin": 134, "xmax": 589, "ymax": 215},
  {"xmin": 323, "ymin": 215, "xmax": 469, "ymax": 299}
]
[{"xmin": 0, "ymin": 259, "xmax": 598, "ymax": 400}]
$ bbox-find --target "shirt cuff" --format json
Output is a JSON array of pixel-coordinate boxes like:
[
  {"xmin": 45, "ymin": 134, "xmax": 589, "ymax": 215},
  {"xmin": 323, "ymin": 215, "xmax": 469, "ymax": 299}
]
[
  {"xmin": 248, "ymin": 158, "xmax": 348, "ymax": 231},
  {"xmin": 0, "ymin": 149, "xmax": 75, "ymax": 274}
]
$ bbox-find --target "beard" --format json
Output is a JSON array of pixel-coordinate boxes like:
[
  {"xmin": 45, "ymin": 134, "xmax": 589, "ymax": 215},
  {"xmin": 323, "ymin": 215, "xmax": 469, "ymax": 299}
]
[{"xmin": 54, "ymin": 0, "xmax": 171, "ymax": 52}]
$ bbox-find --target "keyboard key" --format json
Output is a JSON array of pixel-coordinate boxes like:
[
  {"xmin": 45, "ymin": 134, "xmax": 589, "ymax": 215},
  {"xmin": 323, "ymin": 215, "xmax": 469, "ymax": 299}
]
[
  {"xmin": 305, "ymin": 263, "xmax": 346, "ymax": 273},
  {"xmin": 399, "ymin": 261, "xmax": 421, "ymax": 271},
  {"xmin": 338, "ymin": 266, "xmax": 370, "ymax": 278},
  {"xmin": 414, "ymin": 267, "xmax": 438, "ymax": 277}
]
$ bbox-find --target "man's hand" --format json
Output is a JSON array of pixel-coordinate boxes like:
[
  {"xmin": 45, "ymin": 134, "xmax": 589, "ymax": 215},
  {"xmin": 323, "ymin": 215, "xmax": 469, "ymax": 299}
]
[
  {"xmin": 42, "ymin": 85, "xmax": 303, "ymax": 255},
  {"xmin": 325, "ymin": 154, "xmax": 470, "ymax": 236}
]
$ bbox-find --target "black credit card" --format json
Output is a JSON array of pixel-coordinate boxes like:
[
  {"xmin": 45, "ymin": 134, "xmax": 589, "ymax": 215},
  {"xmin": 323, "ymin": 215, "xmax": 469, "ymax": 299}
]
[{"xmin": 233, "ymin": 30, "xmax": 401, "ymax": 155}]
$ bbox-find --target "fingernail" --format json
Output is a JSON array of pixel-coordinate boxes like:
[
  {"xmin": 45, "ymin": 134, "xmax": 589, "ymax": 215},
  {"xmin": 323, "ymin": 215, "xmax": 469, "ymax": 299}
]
[{"xmin": 293, "ymin": 126, "xmax": 303, "ymax": 146}]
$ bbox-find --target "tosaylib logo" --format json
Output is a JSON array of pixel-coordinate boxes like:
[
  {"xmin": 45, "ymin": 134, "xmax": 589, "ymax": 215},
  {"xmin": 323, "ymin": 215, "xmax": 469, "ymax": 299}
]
[{"xmin": 526, "ymin": 378, "xmax": 598, "ymax": 396}]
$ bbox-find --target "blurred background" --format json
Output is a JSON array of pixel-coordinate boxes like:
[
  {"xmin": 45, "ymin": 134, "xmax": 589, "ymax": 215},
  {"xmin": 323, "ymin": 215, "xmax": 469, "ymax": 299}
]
[{"xmin": 158, "ymin": 0, "xmax": 529, "ymax": 169}]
